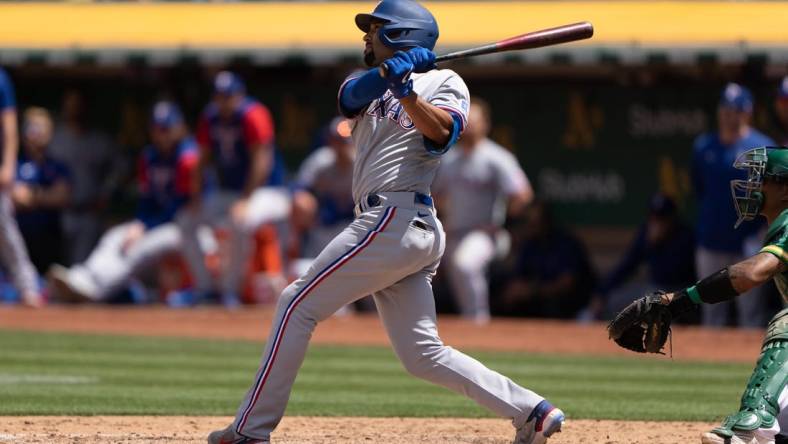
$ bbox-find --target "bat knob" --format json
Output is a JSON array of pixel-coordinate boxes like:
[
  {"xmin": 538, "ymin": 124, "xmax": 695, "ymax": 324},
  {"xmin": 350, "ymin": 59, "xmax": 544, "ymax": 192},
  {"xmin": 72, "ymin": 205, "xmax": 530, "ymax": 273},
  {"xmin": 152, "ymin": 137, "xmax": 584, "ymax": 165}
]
[{"xmin": 378, "ymin": 62, "xmax": 389, "ymax": 78}]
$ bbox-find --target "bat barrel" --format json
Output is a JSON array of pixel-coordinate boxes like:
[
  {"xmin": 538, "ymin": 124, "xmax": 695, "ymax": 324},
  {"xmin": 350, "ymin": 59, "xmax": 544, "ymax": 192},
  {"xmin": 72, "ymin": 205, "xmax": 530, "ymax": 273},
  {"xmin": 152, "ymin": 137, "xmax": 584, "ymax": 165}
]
[
  {"xmin": 380, "ymin": 21, "xmax": 594, "ymax": 76},
  {"xmin": 498, "ymin": 21, "xmax": 593, "ymax": 49}
]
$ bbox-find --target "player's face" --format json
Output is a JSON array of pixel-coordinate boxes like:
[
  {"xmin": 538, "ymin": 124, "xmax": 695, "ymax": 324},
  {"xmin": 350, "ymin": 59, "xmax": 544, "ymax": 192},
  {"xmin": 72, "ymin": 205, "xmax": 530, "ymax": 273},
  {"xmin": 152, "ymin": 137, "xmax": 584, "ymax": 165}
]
[
  {"xmin": 363, "ymin": 21, "xmax": 393, "ymax": 67},
  {"xmin": 761, "ymin": 179, "xmax": 788, "ymax": 213},
  {"xmin": 214, "ymin": 93, "xmax": 242, "ymax": 119},
  {"xmin": 717, "ymin": 106, "xmax": 748, "ymax": 132},
  {"xmin": 23, "ymin": 119, "xmax": 52, "ymax": 158},
  {"xmin": 151, "ymin": 125, "xmax": 180, "ymax": 154}
]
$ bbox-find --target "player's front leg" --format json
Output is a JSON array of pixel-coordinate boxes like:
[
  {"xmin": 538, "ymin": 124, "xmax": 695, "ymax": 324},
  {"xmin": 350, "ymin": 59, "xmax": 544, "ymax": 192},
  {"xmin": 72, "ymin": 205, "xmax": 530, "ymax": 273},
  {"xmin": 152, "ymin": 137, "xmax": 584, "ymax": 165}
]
[
  {"xmin": 209, "ymin": 207, "xmax": 409, "ymax": 442},
  {"xmin": 702, "ymin": 309, "xmax": 788, "ymax": 444}
]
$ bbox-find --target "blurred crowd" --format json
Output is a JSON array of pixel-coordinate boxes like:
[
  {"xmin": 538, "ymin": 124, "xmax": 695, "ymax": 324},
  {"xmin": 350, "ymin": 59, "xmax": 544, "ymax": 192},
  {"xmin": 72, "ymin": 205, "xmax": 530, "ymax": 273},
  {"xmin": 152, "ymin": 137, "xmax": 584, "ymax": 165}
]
[{"xmin": 1, "ymin": 65, "xmax": 788, "ymax": 328}]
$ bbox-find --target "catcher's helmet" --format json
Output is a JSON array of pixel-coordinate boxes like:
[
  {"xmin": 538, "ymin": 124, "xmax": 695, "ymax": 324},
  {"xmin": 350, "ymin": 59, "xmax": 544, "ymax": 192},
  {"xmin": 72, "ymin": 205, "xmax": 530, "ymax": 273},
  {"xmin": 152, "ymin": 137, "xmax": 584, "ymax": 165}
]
[
  {"xmin": 731, "ymin": 146, "xmax": 788, "ymax": 227},
  {"xmin": 355, "ymin": 0, "xmax": 439, "ymax": 51}
]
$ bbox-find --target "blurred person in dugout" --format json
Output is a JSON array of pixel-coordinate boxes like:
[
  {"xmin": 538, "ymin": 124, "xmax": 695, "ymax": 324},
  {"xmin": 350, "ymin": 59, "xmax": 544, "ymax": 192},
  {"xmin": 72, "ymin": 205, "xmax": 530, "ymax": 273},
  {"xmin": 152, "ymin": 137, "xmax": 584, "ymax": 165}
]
[
  {"xmin": 587, "ymin": 193, "xmax": 696, "ymax": 320},
  {"xmin": 49, "ymin": 89, "xmax": 124, "ymax": 265},
  {"xmin": 13, "ymin": 108, "xmax": 72, "ymax": 276},
  {"xmin": 0, "ymin": 68, "xmax": 43, "ymax": 307},
  {"xmin": 692, "ymin": 82, "xmax": 776, "ymax": 327},
  {"xmin": 775, "ymin": 76, "xmax": 788, "ymax": 145},
  {"xmin": 292, "ymin": 117, "xmax": 357, "ymax": 267},
  {"xmin": 47, "ymin": 101, "xmax": 198, "ymax": 303},
  {"xmin": 178, "ymin": 71, "xmax": 290, "ymax": 308},
  {"xmin": 493, "ymin": 200, "xmax": 596, "ymax": 319},
  {"xmin": 432, "ymin": 97, "xmax": 533, "ymax": 324},
  {"xmin": 290, "ymin": 117, "xmax": 374, "ymax": 314}
]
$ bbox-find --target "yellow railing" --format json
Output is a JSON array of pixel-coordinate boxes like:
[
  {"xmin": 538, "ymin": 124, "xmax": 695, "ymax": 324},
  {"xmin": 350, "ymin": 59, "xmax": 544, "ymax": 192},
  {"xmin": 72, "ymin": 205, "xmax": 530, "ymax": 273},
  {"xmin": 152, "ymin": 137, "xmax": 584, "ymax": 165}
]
[{"xmin": 0, "ymin": 2, "xmax": 785, "ymax": 49}]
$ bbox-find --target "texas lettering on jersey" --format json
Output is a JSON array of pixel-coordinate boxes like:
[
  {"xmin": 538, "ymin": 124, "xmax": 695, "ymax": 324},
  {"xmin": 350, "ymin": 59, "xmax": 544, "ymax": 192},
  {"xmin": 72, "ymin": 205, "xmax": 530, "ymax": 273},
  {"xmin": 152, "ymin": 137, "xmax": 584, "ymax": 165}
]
[{"xmin": 366, "ymin": 91, "xmax": 415, "ymax": 130}]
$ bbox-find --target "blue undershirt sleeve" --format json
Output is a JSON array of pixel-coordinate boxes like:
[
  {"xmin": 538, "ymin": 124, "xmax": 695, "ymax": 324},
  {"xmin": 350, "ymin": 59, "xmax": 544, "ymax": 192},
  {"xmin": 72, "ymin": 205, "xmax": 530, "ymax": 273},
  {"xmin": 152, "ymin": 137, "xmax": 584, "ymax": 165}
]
[
  {"xmin": 338, "ymin": 68, "xmax": 388, "ymax": 118},
  {"xmin": 424, "ymin": 112, "xmax": 462, "ymax": 156}
]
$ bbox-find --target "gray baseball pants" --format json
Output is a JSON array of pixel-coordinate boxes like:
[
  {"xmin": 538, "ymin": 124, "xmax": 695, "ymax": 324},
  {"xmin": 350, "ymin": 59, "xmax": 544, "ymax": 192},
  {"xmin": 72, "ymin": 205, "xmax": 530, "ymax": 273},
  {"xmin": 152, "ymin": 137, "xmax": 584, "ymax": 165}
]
[
  {"xmin": 230, "ymin": 192, "xmax": 543, "ymax": 440},
  {"xmin": 69, "ymin": 221, "xmax": 183, "ymax": 300}
]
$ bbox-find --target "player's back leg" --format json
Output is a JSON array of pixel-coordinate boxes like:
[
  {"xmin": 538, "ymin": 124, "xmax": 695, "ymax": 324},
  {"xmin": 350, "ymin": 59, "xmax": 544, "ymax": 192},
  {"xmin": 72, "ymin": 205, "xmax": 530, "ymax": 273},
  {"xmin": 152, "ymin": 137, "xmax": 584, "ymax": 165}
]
[{"xmin": 373, "ymin": 266, "xmax": 562, "ymax": 443}]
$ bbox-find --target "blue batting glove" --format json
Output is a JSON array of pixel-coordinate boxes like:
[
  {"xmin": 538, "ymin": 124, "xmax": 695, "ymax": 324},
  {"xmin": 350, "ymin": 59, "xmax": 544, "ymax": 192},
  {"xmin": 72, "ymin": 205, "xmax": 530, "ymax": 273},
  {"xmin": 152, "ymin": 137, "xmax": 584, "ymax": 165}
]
[
  {"xmin": 404, "ymin": 47, "xmax": 436, "ymax": 73},
  {"xmin": 388, "ymin": 77, "xmax": 413, "ymax": 99},
  {"xmin": 383, "ymin": 51, "xmax": 415, "ymax": 98}
]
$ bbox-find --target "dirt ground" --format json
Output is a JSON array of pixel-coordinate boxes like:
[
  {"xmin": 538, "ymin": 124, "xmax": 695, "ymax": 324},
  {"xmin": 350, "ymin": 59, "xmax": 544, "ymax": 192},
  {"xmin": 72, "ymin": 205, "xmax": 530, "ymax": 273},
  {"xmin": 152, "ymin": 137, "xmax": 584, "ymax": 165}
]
[
  {"xmin": 0, "ymin": 305, "xmax": 765, "ymax": 443},
  {"xmin": 0, "ymin": 416, "xmax": 717, "ymax": 444}
]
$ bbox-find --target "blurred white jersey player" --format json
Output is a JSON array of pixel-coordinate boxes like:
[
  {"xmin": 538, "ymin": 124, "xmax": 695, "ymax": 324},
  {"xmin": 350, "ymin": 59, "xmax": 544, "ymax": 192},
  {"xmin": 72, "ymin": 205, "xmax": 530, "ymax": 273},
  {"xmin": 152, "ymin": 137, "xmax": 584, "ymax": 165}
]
[
  {"xmin": 48, "ymin": 102, "xmax": 198, "ymax": 303},
  {"xmin": 434, "ymin": 98, "xmax": 533, "ymax": 323},
  {"xmin": 294, "ymin": 117, "xmax": 356, "ymax": 260}
]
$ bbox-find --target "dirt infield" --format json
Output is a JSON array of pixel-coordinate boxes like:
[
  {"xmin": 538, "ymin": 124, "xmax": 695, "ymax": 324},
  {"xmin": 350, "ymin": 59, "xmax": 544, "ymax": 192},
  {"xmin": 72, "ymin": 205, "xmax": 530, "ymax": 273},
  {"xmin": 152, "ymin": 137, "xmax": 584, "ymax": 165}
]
[
  {"xmin": 0, "ymin": 305, "xmax": 764, "ymax": 443},
  {"xmin": 0, "ymin": 416, "xmax": 716, "ymax": 443}
]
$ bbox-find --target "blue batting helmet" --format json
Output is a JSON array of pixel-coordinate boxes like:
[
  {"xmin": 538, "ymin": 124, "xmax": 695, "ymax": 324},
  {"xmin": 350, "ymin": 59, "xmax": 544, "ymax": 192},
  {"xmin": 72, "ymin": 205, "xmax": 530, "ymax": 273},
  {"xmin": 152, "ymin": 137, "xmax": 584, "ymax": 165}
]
[
  {"xmin": 778, "ymin": 76, "xmax": 788, "ymax": 100},
  {"xmin": 719, "ymin": 83, "xmax": 753, "ymax": 113},
  {"xmin": 151, "ymin": 101, "xmax": 183, "ymax": 129},
  {"xmin": 355, "ymin": 0, "xmax": 439, "ymax": 51},
  {"xmin": 213, "ymin": 71, "xmax": 245, "ymax": 96}
]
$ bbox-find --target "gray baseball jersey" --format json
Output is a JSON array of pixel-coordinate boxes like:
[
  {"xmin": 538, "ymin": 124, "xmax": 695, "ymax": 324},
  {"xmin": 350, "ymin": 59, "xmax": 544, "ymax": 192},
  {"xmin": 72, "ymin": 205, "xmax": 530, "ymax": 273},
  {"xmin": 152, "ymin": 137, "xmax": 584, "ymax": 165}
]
[
  {"xmin": 348, "ymin": 69, "xmax": 469, "ymax": 204},
  {"xmin": 435, "ymin": 138, "xmax": 530, "ymax": 233},
  {"xmin": 221, "ymin": 69, "xmax": 545, "ymax": 442},
  {"xmin": 295, "ymin": 146, "xmax": 335, "ymax": 188}
]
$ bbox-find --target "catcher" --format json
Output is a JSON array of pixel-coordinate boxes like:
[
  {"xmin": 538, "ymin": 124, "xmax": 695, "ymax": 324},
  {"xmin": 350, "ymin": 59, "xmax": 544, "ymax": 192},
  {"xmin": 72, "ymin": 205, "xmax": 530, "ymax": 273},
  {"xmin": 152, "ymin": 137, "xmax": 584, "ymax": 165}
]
[{"xmin": 609, "ymin": 146, "xmax": 788, "ymax": 444}]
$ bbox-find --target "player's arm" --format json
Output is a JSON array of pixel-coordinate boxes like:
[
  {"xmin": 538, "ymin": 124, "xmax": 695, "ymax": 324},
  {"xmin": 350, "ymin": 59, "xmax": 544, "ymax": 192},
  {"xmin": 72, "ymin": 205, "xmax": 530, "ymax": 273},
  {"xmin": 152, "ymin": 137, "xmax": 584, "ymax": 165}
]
[
  {"xmin": 501, "ymin": 164, "xmax": 534, "ymax": 217},
  {"xmin": 192, "ymin": 117, "xmax": 212, "ymax": 201},
  {"xmin": 244, "ymin": 144, "xmax": 273, "ymax": 197},
  {"xmin": 399, "ymin": 95, "xmax": 455, "ymax": 146},
  {"xmin": 664, "ymin": 252, "xmax": 784, "ymax": 312},
  {"xmin": 30, "ymin": 179, "xmax": 70, "ymax": 209},
  {"xmin": 242, "ymin": 105, "xmax": 275, "ymax": 197},
  {"xmin": 508, "ymin": 188, "xmax": 534, "ymax": 217},
  {"xmin": 338, "ymin": 69, "xmax": 388, "ymax": 118},
  {"xmin": 0, "ymin": 104, "xmax": 19, "ymax": 189}
]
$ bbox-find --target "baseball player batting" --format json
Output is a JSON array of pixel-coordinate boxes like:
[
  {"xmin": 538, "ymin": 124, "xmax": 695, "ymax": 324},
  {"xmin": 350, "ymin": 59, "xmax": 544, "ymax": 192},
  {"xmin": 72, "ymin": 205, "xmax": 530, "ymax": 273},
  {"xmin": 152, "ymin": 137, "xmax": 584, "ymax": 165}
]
[
  {"xmin": 0, "ymin": 67, "xmax": 42, "ymax": 307},
  {"xmin": 208, "ymin": 1, "xmax": 564, "ymax": 443},
  {"xmin": 608, "ymin": 147, "xmax": 788, "ymax": 444}
]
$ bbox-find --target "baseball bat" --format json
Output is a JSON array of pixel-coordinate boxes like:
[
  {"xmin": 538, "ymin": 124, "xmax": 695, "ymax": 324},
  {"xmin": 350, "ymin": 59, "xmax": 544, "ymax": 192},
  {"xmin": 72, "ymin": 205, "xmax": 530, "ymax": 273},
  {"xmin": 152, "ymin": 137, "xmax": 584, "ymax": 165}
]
[{"xmin": 379, "ymin": 21, "xmax": 594, "ymax": 77}]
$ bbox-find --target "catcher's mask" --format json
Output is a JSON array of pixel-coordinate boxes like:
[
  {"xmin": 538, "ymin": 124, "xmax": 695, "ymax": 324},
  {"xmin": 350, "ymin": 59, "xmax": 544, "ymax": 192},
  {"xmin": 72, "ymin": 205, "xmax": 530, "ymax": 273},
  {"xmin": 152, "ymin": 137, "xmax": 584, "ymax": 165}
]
[{"xmin": 731, "ymin": 147, "xmax": 768, "ymax": 228}]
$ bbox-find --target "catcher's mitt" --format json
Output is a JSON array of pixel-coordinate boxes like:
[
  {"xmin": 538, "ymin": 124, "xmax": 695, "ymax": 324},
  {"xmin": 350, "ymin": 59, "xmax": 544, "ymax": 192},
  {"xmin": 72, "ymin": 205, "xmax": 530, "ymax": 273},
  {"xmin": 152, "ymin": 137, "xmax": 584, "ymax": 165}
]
[{"xmin": 607, "ymin": 291, "xmax": 672, "ymax": 354}]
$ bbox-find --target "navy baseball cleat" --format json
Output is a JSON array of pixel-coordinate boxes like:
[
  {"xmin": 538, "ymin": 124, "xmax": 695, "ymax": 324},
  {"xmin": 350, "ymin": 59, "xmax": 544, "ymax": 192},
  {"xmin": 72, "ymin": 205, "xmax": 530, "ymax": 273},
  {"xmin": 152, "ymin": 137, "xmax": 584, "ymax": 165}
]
[
  {"xmin": 207, "ymin": 425, "xmax": 269, "ymax": 444},
  {"xmin": 513, "ymin": 400, "xmax": 565, "ymax": 444}
]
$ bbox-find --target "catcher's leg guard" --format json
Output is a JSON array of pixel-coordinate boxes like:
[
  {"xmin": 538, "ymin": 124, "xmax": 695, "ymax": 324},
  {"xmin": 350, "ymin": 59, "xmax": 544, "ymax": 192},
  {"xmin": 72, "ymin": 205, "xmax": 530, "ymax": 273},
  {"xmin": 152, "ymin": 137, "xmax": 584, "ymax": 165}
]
[{"xmin": 711, "ymin": 309, "xmax": 788, "ymax": 441}]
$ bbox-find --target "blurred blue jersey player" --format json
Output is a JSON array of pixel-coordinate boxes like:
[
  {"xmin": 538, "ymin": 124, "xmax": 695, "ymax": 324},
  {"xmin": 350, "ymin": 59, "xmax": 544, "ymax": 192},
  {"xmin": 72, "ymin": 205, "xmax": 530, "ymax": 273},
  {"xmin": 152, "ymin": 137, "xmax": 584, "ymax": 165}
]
[
  {"xmin": 48, "ymin": 101, "xmax": 199, "ymax": 303},
  {"xmin": 692, "ymin": 83, "xmax": 776, "ymax": 327},
  {"xmin": 13, "ymin": 107, "xmax": 71, "ymax": 275},
  {"xmin": 180, "ymin": 71, "xmax": 291, "ymax": 307},
  {"xmin": 0, "ymin": 67, "xmax": 42, "ymax": 307}
]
